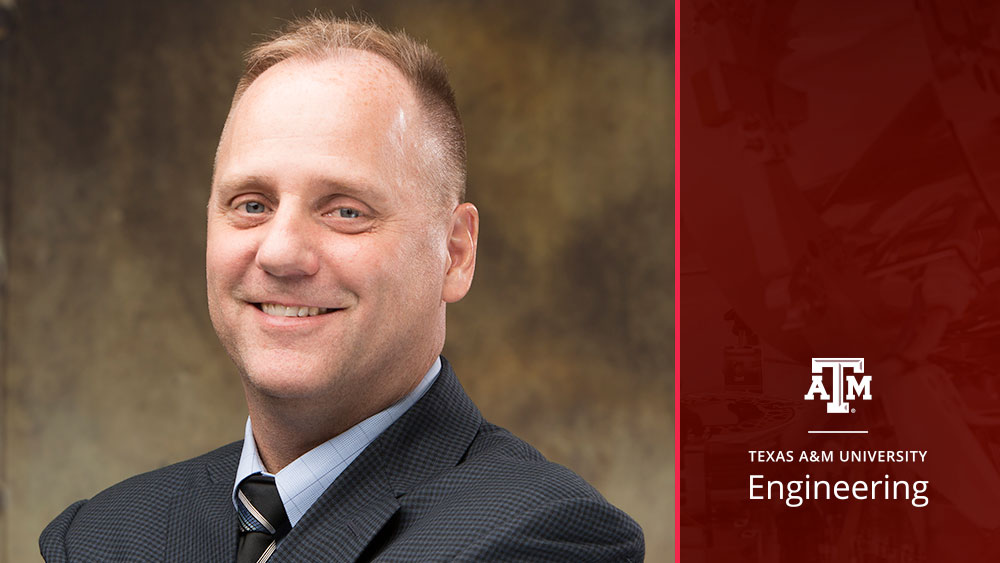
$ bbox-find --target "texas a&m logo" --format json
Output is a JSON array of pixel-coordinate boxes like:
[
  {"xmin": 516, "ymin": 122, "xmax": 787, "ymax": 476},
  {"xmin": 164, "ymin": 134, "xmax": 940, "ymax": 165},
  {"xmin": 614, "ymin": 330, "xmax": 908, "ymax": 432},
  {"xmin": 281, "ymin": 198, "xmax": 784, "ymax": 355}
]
[{"xmin": 804, "ymin": 358, "xmax": 871, "ymax": 413}]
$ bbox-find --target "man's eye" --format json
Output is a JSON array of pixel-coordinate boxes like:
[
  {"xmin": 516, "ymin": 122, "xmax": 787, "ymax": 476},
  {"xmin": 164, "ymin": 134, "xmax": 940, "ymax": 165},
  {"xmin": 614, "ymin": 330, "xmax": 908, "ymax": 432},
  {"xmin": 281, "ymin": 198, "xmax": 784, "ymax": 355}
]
[
  {"xmin": 337, "ymin": 208, "xmax": 361, "ymax": 219},
  {"xmin": 240, "ymin": 201, "xmax": 267, "ymax": 214}
]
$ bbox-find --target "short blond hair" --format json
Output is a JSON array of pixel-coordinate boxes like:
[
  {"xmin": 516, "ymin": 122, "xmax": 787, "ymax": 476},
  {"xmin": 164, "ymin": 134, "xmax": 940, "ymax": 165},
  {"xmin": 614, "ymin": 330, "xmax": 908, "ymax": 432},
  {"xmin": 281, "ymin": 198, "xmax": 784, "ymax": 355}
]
[{"xmin": 227, "ymin": 15, "xmax": 467, "ymax": 206}]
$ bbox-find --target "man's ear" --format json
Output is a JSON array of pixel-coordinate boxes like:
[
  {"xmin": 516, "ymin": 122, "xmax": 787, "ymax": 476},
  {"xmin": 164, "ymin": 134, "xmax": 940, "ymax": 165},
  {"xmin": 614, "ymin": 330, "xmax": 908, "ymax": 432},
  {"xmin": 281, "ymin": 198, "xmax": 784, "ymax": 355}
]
[{"xmin": 442, "ymin": 202, "xmax": 479, "ymax": 303}]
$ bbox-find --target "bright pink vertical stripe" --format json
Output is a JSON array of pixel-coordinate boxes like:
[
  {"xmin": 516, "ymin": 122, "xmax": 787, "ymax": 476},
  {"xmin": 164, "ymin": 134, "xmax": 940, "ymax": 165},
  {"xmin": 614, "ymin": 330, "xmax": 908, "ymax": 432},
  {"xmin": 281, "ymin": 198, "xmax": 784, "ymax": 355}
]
[{"xmin": 673, "ymin": 0, "xmax": 681, "ymax": 561}]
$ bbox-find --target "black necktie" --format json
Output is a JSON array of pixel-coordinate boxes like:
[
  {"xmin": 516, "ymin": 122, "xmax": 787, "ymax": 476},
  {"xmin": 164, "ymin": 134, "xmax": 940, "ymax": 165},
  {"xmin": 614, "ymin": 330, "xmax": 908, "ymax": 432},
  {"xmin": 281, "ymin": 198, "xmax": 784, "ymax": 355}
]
[{"xmin": 236, "ymin": 474, "xmax": 291, "ymax": 563}]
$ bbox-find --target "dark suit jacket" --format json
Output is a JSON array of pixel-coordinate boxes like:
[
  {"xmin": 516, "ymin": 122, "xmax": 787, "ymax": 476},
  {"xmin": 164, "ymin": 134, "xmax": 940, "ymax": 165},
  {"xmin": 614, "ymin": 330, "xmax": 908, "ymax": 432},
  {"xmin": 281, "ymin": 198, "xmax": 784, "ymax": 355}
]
[{"xmin": 40, "ymin": 358, "xmax": 645, "ymax": 561}]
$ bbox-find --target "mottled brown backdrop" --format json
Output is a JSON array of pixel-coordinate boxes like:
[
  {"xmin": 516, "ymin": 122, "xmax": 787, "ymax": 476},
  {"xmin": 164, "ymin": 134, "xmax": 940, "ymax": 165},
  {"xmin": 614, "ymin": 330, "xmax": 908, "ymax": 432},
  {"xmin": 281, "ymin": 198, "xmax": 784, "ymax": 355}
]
[{"xmin": 0, "ymin": 1, "xmax": 672, "ymax": 561}]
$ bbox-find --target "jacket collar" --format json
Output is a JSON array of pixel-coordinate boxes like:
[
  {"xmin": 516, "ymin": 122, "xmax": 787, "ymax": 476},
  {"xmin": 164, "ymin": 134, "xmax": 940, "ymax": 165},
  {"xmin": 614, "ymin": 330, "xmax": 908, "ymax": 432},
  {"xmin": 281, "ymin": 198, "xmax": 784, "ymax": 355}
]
[
  {"xmin": 165, "ymin": 441, "xmax": 242, "ymax": 561},
  {"xmin": 270, "ymin": 357, "xmax": 482, "ymax": 562}
]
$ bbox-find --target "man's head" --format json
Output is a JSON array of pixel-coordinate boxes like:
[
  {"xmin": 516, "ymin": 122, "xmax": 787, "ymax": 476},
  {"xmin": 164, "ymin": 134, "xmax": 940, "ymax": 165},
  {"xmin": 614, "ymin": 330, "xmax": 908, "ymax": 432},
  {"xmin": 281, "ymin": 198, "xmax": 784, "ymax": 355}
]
[{"xmin": 206, "ymin": 17, "xmax": 478, "ymax": 424}]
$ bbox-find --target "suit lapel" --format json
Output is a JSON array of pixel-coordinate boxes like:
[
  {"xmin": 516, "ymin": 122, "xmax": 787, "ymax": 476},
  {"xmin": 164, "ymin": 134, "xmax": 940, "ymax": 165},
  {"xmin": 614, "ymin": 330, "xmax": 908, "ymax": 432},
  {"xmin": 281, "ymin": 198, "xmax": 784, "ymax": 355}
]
[
  {"xmin": 270, "ymin": 359, "xmax": 483, "ymax": 562},
  {"xmin": 269, "ymin": 454, "xmax": 400, "ymax": 562},
  {"xmin": 165, "ymin": 443, "xmax": 241, "ymax": 561}
]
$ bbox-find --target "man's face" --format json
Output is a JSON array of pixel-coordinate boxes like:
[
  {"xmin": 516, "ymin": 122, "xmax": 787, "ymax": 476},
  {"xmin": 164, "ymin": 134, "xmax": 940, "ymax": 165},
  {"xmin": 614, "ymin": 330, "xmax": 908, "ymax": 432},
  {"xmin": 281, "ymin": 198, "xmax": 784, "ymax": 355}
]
[{"xmin": 207, "ymin": 53, "xmax": 468, "ymax": 409}]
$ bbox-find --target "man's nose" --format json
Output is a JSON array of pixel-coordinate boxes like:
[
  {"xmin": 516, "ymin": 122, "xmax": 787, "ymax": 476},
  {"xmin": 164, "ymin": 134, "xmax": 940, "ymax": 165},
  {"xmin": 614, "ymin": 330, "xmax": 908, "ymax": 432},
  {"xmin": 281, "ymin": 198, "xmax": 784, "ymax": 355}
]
[{"xmin": 255, "ymin": 208, "xmax": 320, "ymax": 277}]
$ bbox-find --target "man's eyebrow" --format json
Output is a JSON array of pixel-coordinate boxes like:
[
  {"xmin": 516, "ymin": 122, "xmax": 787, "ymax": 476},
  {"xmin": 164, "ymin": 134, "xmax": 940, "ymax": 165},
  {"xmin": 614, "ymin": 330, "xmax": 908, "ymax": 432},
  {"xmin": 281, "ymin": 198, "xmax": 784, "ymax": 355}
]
[
  {"xmin": 310, "ymin": 177, "xmax": 387, "ymax": 201},
  {"xmin": 213, "ymin": 175, "xmax": 275, "ymax": 194},
  {"xmin": 213, "ymin": 174, "xmax": 391, "ymax": 205}
]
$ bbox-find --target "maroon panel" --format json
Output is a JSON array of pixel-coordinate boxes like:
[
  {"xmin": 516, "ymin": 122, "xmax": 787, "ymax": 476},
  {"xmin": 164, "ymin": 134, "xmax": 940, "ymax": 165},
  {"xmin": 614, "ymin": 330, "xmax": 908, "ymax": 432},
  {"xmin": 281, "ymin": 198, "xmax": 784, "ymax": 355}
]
[{"xmin": 679, "ymin": 0, "xmax": 1000, "ymax": 560}]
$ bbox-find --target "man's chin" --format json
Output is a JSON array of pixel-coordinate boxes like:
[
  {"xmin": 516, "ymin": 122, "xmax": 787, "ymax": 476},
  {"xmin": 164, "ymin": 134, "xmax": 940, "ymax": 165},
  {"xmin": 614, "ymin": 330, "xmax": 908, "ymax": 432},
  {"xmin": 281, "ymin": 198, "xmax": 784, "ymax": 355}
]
[{"xmin": 238, "ymin": 359, "xmax": 347, "ymax": 402}]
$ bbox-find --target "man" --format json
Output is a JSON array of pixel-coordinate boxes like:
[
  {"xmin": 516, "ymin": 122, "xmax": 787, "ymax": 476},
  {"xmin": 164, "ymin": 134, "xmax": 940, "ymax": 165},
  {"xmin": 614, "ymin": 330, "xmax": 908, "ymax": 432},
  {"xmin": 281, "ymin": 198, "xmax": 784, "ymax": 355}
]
[{"xmin": 40, "ymin": 16, "xmax": 644, "ymax": 562}]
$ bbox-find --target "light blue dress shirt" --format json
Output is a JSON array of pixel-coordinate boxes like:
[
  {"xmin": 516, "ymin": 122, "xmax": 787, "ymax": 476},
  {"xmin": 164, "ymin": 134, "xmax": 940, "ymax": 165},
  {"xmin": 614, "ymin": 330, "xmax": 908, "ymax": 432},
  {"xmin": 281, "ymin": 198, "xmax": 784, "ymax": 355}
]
[{"xmin": 233, "ymin": 356, "xmax": 442, "ymax": 526}]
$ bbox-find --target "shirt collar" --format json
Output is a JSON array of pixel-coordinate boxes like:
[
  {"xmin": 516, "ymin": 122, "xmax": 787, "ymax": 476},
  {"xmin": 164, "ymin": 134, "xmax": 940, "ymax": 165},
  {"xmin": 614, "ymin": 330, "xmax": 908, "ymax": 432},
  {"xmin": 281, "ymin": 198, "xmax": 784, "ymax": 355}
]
[{"xmin": 233, "ymin": 356, "xmax": 442, "ymax": 526}]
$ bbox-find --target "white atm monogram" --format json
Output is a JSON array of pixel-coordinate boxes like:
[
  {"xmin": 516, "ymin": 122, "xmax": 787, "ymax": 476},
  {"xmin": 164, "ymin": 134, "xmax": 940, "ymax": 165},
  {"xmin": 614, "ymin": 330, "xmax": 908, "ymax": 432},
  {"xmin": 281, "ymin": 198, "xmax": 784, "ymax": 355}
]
[{"xmin": 804, "ymin": 358, "xmax": 872, "ymax": 413}]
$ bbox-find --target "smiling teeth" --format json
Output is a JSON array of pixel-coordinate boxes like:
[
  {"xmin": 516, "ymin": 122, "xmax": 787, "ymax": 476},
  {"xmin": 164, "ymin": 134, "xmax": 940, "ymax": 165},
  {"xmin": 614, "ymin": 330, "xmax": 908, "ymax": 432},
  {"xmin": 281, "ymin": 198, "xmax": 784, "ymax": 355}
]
[{"xmin": 260, "ymin": 303, "xmax": 329, "ymax": 317}]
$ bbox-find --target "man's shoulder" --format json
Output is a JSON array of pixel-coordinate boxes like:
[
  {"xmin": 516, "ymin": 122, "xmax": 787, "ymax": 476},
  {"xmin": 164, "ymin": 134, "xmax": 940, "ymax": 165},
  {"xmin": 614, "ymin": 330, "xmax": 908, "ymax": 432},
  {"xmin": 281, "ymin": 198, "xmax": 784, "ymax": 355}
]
[
  {"xmin": 80, "ymin": 440, "xmax": 241, "ymax": 506},
  {"xmin": 39, "ymin": 441, "xmax": 242, "ymax": 561},
  {"xmin": 392, "ymin": 421, "xmax": 645, "ymax": 561},
  {"xmin": 461, "ymin": 421, "xmax": 597, "ymax": 496}
]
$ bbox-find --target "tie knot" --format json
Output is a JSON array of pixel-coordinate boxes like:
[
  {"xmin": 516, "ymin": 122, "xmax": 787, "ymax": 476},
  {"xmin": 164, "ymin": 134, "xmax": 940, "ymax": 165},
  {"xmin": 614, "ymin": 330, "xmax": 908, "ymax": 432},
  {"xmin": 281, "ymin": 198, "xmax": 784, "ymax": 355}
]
[{"xmin": 237, "ymin": 474, "xmax": 291, "ymax": 539}]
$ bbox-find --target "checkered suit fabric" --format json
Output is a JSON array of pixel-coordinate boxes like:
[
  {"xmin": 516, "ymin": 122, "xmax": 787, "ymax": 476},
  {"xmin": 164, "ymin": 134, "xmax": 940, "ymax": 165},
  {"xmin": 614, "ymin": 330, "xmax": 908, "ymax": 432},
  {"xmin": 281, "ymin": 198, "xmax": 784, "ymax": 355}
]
[{"xmin": 40, "ymin": 358, "xmax": 644, "ymax": 562}]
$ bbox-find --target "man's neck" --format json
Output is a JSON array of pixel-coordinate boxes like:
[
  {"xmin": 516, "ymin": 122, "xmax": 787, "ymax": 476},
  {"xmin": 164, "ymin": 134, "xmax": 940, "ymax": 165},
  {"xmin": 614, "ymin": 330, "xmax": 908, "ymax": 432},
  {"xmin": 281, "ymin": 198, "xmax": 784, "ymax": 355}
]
[
  {"xmin": 249, "ymin": 403, "xmax": 338, "ymax": 472},
  {"xmin": 243, "ymin": 360, "xmax": 436, "ymax": 473}
]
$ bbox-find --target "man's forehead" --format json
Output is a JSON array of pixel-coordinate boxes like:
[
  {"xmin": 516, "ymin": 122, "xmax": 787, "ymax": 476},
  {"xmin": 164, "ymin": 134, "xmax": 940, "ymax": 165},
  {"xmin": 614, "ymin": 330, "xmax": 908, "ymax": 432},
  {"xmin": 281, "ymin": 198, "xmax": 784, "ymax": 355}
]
[
  {"xmin": 218, "ymin": 52, "xmax": 418, "ymax": 155},
  {"xmin": 217, "ymin": 50, "xmax": 423, "ymax": 164},
  {"xmin": 237, "ymin": 50, "xmax": 415, "ymax": 113}
]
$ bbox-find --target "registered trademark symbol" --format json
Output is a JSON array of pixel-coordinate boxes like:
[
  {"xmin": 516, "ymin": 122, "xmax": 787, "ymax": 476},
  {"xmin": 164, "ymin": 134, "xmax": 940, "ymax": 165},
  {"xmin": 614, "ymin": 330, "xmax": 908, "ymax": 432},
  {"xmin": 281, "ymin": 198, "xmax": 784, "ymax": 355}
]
[{"xmin": 851, "ymin": 408, "xmax": 856, "ymax": 413}]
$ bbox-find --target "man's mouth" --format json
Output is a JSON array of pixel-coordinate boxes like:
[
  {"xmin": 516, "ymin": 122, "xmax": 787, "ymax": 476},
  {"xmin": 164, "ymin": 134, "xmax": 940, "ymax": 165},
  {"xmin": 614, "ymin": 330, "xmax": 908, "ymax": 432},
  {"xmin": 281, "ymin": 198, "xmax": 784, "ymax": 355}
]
[{"xmin": 253, "ymin": 303, "xmax": 337, "ymax": 317}]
